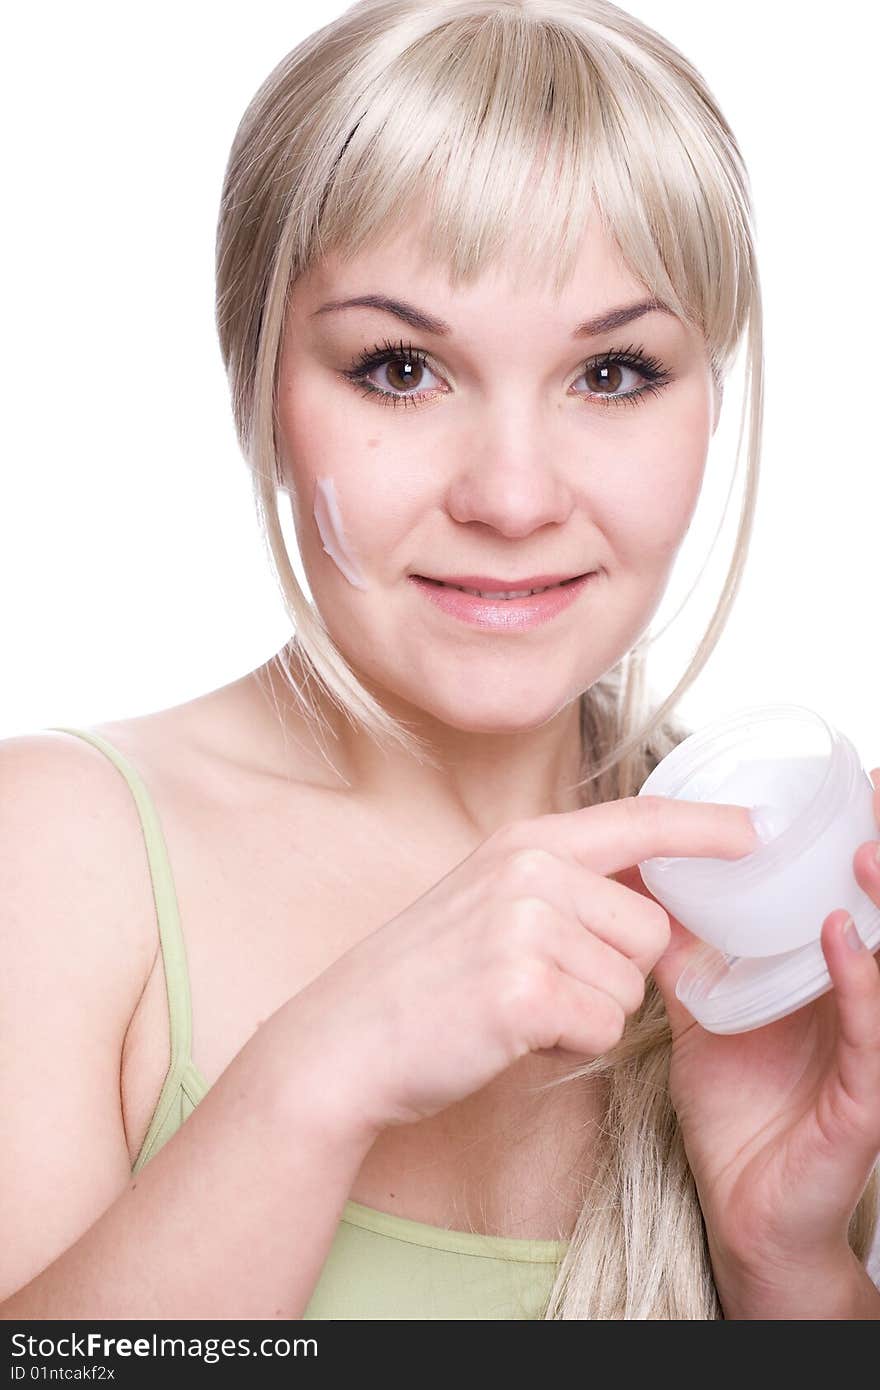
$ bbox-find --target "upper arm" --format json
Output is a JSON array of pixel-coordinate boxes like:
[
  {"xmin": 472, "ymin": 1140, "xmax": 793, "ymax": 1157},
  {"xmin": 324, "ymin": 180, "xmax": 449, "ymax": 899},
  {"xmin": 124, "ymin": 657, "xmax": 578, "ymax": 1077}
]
[{"xmin": 0, "ymin": 733, "xmax": 158, "ymax": 1303}]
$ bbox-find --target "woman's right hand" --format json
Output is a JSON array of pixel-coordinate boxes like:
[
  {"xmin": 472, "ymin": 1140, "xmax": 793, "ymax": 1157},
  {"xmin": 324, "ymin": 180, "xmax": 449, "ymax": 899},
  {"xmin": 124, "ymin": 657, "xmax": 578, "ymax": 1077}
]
[{"xmin": 287, "ymin": 796, "xmax": 759, "ymax": 1135}]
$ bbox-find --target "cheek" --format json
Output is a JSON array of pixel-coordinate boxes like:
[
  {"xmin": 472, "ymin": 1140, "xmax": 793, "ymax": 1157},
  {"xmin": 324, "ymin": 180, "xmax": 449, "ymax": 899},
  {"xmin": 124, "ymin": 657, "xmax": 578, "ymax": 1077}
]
[
  {"xmin": 594, "ymin": 399, "xmax": 710, "ymax": 569},
  {"xmin": 281, "ymin": 398, "xmax": 429, "ymax": 584},
  {"xmin": 277, "ymin": 368, "xmax": 391, "ymax": 589}
]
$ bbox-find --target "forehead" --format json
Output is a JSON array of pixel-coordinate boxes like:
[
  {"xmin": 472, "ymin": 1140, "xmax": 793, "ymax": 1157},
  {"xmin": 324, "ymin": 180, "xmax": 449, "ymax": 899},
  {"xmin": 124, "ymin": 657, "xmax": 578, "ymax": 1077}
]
[{"xmin": 297, "ymin": 205, "xmax": 649, "ymax": 324}]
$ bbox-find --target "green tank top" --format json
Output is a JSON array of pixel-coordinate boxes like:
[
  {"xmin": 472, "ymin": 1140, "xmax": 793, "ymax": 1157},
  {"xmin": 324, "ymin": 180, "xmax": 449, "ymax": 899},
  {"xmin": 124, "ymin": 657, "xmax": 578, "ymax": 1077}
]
[{"xmin": 46, "ymin": 725, "xmax": 571, "ymax": 1319}]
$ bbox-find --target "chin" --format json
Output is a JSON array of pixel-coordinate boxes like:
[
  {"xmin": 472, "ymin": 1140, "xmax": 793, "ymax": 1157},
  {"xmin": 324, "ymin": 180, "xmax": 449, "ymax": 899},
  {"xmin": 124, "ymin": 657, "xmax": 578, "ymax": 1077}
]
[{"xmin": 421, "ymin": 688, "xmax": 575, "ymax": 735}]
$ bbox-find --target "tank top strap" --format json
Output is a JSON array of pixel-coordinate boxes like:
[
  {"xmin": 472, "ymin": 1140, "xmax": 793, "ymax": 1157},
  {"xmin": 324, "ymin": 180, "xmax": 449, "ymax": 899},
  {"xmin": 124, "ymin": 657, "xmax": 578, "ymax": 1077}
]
[{"xmin": 44, "ymin": 725, "xmax": 194, "ymax": 1068}]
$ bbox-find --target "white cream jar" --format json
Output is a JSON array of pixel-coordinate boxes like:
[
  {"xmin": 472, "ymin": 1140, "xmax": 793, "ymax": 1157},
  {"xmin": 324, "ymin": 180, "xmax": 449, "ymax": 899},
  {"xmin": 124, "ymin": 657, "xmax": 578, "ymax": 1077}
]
[{"xmin": 637, "ymin": 703, "xmax": 880, "ymax": 1034}]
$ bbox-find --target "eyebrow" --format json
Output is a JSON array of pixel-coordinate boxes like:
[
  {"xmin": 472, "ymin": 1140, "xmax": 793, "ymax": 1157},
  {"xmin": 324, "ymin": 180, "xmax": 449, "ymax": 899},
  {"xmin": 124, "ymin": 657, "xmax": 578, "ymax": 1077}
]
[{"xmin": 309, "ymin": 292, "xmax": 676, "ymax": 338}]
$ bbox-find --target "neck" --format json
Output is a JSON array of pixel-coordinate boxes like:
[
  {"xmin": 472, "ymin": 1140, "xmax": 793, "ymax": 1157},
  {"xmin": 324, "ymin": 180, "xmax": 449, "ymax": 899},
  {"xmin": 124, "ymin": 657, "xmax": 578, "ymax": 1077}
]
[{"xmin": 254, "ymin": 643, "xmax": 587, "ymax": 842}]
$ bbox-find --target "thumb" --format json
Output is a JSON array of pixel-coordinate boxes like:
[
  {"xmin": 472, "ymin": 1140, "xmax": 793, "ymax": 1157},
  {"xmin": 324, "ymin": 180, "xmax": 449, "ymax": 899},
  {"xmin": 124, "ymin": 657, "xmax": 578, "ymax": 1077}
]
[{"xmin": 613, "ymin": 864, "xmax": 708, "ymax": 1040}]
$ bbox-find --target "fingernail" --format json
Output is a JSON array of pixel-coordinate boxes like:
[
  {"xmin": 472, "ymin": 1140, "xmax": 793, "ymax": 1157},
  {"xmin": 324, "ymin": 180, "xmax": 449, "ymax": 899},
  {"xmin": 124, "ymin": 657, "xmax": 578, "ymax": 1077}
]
[
  {"xmin": 844, "ymin": 917, "xmax": 864, "ymax": 952},
  {"xmin": 875, "ymin": 841, "xmax": 880, "ymax": 866},
  {"xmin": 748, "ymin": 803, "xmax": 786, "ymax": 845}
]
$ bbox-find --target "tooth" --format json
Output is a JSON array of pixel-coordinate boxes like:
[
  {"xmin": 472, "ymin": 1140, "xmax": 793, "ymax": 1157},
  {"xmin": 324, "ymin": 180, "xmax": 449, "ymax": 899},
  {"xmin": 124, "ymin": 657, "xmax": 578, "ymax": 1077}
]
[{"xmin": 453, "ymin": 585, "xmax": 549, "ymax": 598}]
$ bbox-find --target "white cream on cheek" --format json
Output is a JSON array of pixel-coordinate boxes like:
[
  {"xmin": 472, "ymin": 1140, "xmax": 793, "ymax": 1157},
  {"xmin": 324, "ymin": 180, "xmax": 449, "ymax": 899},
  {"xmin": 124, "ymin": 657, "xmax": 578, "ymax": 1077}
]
[{"xmin": 312, "ymin": 476, "xmax": 369, "ymax": 591}]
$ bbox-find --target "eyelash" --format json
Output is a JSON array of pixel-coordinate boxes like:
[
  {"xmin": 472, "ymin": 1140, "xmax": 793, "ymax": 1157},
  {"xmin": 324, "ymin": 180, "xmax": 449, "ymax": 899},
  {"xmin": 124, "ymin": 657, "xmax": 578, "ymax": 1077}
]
[{"xmin": 341, "ymin": 336, "xmax": 674, "ymax": 411}]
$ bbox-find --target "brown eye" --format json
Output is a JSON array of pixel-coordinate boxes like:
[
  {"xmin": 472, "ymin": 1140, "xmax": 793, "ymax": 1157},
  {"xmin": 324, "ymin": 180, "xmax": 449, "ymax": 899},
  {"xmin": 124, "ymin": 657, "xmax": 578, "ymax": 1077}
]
[
  {"xmin": 383, "ymin": 357, "xmax": 430, "ymax": 392},
  {"xmin": 583, "ymin": 361, "xmax": 626, "ymax": 395},
  {"xmin": 574, "ymin": 345, "xmax": 674, "ymax": 409},
  {"xmin": 342, "ymin": 338, "xmax": 445, "ymax": 409}
]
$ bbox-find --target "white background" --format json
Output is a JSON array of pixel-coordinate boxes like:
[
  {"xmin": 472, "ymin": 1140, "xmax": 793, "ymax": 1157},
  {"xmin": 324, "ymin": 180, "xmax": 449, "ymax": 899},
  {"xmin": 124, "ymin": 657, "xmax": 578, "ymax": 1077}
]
[
  {"xmin": 1, "ymin": 0, "xmax": 877, "ymax": 764},
  {"xmin": 1, "ymin": 0, "xmax": 879, "ymax": 1289}
]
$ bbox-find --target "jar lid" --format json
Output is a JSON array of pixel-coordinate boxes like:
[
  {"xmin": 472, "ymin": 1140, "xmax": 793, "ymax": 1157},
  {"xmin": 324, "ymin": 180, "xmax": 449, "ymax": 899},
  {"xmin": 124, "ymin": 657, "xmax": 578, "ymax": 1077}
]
[{"xmin": 675, "ymin": 902, "xmax": 880, "ymax": 1033}]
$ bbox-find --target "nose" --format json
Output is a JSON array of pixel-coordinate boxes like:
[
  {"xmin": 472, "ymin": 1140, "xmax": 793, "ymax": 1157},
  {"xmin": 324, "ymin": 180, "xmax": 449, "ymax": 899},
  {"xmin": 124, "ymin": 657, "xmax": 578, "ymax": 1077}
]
[{"xmin": 443, "ymin": 402, "xmax": 576, "ymax": 538}]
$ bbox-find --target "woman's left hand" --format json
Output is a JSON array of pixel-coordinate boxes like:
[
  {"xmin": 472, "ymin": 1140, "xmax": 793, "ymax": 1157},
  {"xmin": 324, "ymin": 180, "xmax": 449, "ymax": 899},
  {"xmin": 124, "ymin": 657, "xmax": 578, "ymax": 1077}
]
[{"xmin": 617, "ymin": 768, "xmax": 880, "ymax": 1295}]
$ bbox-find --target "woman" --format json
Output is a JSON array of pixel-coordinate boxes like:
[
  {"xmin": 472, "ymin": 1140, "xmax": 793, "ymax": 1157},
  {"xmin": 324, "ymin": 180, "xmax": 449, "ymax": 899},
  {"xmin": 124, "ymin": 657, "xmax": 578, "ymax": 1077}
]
[{"xmin": 2, "ymin": 0, "xmax": 879, "ymax": 1320}]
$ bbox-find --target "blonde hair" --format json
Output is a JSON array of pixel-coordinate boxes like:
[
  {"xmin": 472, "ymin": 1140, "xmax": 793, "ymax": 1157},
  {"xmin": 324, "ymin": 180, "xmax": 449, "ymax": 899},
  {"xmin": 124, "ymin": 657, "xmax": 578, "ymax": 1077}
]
[{"xmin": 214, "ymin": 0, "xmax": 878, "ymax": 1317}]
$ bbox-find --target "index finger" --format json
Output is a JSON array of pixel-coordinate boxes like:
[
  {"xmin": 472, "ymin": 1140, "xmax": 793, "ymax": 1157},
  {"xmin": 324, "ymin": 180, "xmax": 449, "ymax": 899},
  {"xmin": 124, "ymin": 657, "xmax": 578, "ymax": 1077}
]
[{"xmin": 528, "ymin": 795, "xmax": 760, "ymax": 878}]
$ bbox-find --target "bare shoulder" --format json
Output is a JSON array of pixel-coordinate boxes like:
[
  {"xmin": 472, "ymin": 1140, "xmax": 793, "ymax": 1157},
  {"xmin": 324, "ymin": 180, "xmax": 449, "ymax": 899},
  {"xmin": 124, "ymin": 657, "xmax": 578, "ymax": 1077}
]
[
  {"xmin": 0, "ymin": 728, "xmax": 162, "ymax": 1017},
  {"xmin": 0, "ymin": 729, "xmax": 169, "ymax": 1301}
]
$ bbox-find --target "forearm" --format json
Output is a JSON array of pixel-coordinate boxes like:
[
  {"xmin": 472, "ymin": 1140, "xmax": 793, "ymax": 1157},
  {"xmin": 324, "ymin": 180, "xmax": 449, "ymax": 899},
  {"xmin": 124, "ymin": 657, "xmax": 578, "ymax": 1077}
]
[
  {"xmin": 0, "ymin": 1006, "xmax": 380, "ymax": 1321},
  {"xmin": 712, "ymin": 1245, "xmax": 880, "ymax": 1320}
]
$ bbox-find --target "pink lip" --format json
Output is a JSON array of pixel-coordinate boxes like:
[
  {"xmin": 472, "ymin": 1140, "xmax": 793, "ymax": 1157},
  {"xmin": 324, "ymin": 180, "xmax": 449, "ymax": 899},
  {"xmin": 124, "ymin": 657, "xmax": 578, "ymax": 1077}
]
[
  {"xmin": 416, "ymin": 572, "xmax": 583, "ymax": 590},
  {"xmin": 408, "ymin": 573, "xmax": 596, "ymax": 631}
]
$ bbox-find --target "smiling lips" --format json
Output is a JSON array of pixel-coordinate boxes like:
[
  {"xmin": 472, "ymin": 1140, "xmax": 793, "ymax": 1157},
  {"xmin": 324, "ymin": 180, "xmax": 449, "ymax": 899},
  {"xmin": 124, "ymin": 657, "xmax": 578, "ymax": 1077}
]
[
  {"xmin": 409, "ymin": 571, "xmax": 596, "ymax": 630},
  {"xmin": 414, "ymin": 572, "xmax": 589, "ymax": 599}
]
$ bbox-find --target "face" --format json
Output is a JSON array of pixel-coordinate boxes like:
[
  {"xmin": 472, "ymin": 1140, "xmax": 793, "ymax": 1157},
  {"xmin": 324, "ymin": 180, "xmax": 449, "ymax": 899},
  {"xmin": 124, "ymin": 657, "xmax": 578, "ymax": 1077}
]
[{"xmin": 275, "ymin": 209, "xmax": 720, "ymax": 734}]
